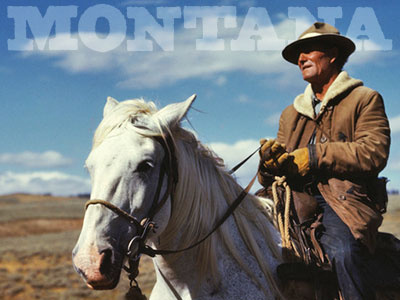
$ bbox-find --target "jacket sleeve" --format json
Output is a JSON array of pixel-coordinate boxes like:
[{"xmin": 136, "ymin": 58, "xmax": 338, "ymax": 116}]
[
  {"xmin": 258, "ymin": 110, "xmax": 288, "ymax": 187},
  {"xmin": 258, "ymin": 105, "xmax": 297, "ymax": 188},
  {"xmin": 276, "ymin": 111, "xmax": 287, "ymax": 145},
  {"xmin": 310, "ymin": 90, "xmax": 390, "ymax": 177}
]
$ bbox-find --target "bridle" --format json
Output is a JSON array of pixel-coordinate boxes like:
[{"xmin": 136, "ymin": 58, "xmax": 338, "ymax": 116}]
[
  {"xmin": 84, "ymin": 135, "xmax": 259, "ymax": 294},
  {"xmin": 85, "ymin": 135, "xmax": 178, "ymax": 284}
]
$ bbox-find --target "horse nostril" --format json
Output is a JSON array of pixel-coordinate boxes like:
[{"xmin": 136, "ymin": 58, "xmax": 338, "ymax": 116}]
[{"xmin": 99, "ymin": 249, "xmax": 113, "ymax": 275}]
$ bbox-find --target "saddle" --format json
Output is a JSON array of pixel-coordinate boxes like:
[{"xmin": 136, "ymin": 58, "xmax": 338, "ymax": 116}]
[
  {"xmin": 258, "ymin": 180, "xmax": 400, "ymax": 300},
  {"xmin": 256, "ymin": 184, "xmax": 339, "ymax": 299}
]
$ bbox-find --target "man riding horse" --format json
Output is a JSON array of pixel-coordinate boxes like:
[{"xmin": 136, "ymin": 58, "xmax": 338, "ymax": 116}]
[{"xmin": 258, "ymin": 22, "xmax": 391, "ymax": 299}]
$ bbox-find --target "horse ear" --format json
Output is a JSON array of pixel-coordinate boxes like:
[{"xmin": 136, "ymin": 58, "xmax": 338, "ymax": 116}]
[
  {"xmin": 156, "ymin": 94, "xmax": 196, "ymax": 128},
  {"xmin": 104, "ymin": 97, "xmax": 119, "ymax": 117}
]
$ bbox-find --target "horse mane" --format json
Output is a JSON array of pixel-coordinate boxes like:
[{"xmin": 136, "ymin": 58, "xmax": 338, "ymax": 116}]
[{"xmin": 92, "ymin": 99, "xmax": 282, "ymax": 298}]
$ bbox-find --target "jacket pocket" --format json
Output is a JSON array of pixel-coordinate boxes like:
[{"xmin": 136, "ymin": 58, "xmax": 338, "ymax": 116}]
[{"xmin": 329, "ymin": 179, "xmax": 376, "ymax": 210}]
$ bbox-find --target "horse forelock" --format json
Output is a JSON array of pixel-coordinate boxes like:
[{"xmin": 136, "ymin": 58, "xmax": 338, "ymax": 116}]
[{"xmin": 92, "ymin": 99, "xmax": 161, "ymax": 149}]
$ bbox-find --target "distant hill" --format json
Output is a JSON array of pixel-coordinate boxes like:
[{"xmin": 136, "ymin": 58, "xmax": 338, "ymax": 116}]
[{"xmin": 0, "ymin": 193, "xmax": 89, "ymax": 204}]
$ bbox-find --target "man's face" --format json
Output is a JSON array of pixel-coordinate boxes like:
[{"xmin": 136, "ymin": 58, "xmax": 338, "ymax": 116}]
[{"xmin": 297, "ymin": 42, "xmax": 337, "ymax": 84}]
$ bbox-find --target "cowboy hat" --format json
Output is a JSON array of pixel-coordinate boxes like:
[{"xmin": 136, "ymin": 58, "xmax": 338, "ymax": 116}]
[{"xmin": 282, "ymin": 22, "xmax": 356, "ymax": 65}]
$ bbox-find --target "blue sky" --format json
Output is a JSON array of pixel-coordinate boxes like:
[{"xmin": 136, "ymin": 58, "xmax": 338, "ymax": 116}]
[{"xmin": 0, "ymin": 0, "xmax": 399, "ymax": 195}]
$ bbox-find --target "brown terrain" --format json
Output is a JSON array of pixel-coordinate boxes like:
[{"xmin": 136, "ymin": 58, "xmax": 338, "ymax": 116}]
[{"xmin": 0, "ymin": 193, "xmax": 399, "ymax": 299}]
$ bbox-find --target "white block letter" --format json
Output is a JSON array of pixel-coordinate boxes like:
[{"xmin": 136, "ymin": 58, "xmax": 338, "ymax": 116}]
[
  {"xmin": 79, "ymin": 4, "xmax": 126, "ymax": 52},
  {"xmin": 288, "ymin": 7, "xmax": 317, "ymax": 40},
  {"xmin": 347, "ymin": 7, "xmax": 392, "ymax": 51},
  {"xmin": 184, "ymin": 6, "xmax": 236, "ymax": 51},
  {"xmin": 318, "ymin": 7, "xmax": 342, "ymax": 27},
  {"xmin": 231, "ymin": 7, "xmax": 285, "ymax": 51},
  {"xmin": 127, "ymin": 7, "xmax": 181, "ymax": 51},
  {"xmin": 8, "ymin": 6, "xmax": 78, "ymax": 51}
]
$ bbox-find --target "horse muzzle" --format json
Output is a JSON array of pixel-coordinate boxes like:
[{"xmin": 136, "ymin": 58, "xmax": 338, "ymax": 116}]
[{"xmin": 72, "ymin": 244, "xmax": 122, "ymax": 290}]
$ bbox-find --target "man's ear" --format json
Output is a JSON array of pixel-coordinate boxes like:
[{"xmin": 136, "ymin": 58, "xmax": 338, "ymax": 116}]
[{"xmin": 329, "ymin": 47, "xmax": 339, "ymax": 64}]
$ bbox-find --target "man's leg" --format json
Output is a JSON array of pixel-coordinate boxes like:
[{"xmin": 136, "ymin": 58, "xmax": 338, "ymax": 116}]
[{"xmin": 315, "ymin": 196, "xmax": 375, "ymax": 300}]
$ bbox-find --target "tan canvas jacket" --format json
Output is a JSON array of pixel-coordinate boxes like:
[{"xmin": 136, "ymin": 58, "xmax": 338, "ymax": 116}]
[{"xmin": 261, "ymin": 71, "xmax": 391, "ymax": 253}]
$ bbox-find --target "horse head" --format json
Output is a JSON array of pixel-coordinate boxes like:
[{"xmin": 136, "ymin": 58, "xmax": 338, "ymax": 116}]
[{"xmin": 72, "ymin": 94, "xmax": 196, "ymax": 290}]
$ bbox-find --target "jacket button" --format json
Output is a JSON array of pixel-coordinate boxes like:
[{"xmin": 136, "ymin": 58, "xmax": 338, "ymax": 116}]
[
  {"xmin": 339, "ymin": 195, "xmax": 346, "ymax": 200},
  {"xmin": 320, "ymin": 135, "xmax": 327, "ymax": 143}
]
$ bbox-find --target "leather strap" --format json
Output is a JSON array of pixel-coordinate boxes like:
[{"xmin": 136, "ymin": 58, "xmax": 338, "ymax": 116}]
[
  {"xmin": 309, "ymin": 213, "xmax": 326, "ymax": 265},
  {"xmin": 85, "ymin": 199, "xmax": 142, "ymax": 229},
  {"xmin": 148, "ymin": 172, "xmax": 258, "ymax": 256},
  {"xmin": 229, "ymin": 146, "xmax": 261, "ymax": 174}
]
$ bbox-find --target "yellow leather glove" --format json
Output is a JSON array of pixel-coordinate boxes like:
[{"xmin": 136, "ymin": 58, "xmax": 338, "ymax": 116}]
[
  {"xmin": 259, "ymin": 139, "xmax": 288, "ymax": 174},
  {"xmin": 282, "ymin": 147, "xmax": 310, "ymax": 177}
]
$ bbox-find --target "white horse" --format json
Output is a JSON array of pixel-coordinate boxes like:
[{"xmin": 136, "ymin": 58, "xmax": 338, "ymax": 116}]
[{"xmin": 72, "ymin": 95, "xmax": 285, "ymax": 299}]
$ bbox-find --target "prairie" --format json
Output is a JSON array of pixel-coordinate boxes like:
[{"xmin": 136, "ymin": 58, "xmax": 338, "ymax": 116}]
[{"xmin": 0, "ymin": 193, "xmax": 399, "ymax": 299}]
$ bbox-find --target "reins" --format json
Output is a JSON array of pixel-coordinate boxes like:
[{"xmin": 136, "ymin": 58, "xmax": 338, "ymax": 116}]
[{"xmin": 149, "ymin": 171, "xmax": 258, "ymax": 256}]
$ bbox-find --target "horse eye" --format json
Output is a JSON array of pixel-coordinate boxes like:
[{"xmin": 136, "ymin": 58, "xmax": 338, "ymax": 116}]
[{"xmin": 136, "ymin": 160, "xmax": 154, "ymax": 173}]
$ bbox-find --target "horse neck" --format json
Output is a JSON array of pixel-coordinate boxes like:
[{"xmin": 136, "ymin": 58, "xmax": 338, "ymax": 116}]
[
  {"xmin": 158, "ymin": 134, "xmax": 242, "ymax": 255},
  {"xmin": 150, "ymin": 133, "xmax": 282, "ymax": 299},
  {"xmin": 151, "ymin": 214, "xmax": 280, "ymax": 300}
]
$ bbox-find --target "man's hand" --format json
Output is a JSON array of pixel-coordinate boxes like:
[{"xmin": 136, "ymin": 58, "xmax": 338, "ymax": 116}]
[
  {"xmin": 259, "ymin": 139, "xmax": 288, "ymax": 174},
  {"xmin": 283, "ymin": 147, "xmax": 310, "ymax": 177}
]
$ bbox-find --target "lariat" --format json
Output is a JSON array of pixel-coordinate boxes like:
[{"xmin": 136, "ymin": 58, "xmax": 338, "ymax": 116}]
[{"xmin": 271, "ymin": 176, "xmax": 300, "ymax": 259}]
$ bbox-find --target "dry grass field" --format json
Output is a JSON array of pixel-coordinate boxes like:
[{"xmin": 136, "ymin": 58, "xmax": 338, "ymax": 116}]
[
  {"xmin": 0, "ymin": 193, "xmax": 399, "ymax": 299},
  {"xmin": 0, "ymin": 194, "xmax": 155, "ymax": 300}
]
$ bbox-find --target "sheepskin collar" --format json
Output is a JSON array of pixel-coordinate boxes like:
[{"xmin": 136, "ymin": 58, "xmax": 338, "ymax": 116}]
[{"xmin": 293, "ymin": 71, "xmax": 363, "ymax": 119}]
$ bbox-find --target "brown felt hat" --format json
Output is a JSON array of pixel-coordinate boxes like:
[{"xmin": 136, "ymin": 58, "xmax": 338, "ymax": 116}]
[{"xmin": 282, "ymin": 22, "xmax": 356, "ymax": 65}]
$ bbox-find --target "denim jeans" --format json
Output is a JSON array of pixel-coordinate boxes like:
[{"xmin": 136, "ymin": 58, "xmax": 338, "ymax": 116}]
[{"xmin": 315, "ymin": 195, "xmax": 376, "ymax": 300}]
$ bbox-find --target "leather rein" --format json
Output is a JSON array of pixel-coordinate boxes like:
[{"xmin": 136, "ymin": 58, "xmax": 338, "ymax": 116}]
[{"xmin": 85, "ymin": 135, "xmax": 260, "ymax": 289}]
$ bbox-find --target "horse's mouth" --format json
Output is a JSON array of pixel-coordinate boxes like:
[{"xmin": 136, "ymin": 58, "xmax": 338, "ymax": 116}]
[
  {"xmin": 73, "ymin": 248, "xmax": 124, "ymax": 290},
  {"xmin": 80, "ymin": 261, "xmax": 122, "ymax": 290},
  {"xmin": 86, "ymin": 273, "xmax": 120, "ymax": 290}
]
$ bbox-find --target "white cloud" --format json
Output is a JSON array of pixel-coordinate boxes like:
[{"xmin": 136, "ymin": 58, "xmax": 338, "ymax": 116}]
[
  {"xmin": 215, "ymin": 75, "xmax": 227, "ymax": 86},
  {"xmin": 238, "ymin": 0, "xmax": 259, "ymax": 8},
  {"xmin": 264, "ymin": 112, "xmax": 281, "ymax": 126},
  {"xmin": 237, "ymin": 94, "xmax": 251, "ymax": 103},
  {"xmin": 120, "ymin": 0, "xmax": 166, "ymax": 6},
  {"xmin": 30, "ymin": 31, "xmax": 291, "ymax": 89},
  {"xmin": 21, "ymin": 15, "xmax": 390, "ymax": 89},
  {"xmin": 209, "ymin": 138, "xmax": 400, "ymax": 194},
  {"xmin": 21, "ymin": 17, "xmax": 297, "ymax": 89},
  {"xmin": 0, "ymin": 171, "xmax": 91, "ymax": 196},
  {"xmin": 389, "ymin": 115, "xmax": 400, "ymax": 134},
  {"xmin": 208, "ymin": 139, "xmax": 262, "ymax": 191},
  {"xmin": 388, "ymin": 161, "xmax": 400, "ymax": 171},
  {"xmin": 0, "ymin": 151, "xmax": 73, "ymax": 168},
  {"xmin": 217, "ymin": 0, "xmax": 258, "ymax": 8},
  {"xmin": 348, "ymin": 50, "xmax": 386, "ymax": 67}
]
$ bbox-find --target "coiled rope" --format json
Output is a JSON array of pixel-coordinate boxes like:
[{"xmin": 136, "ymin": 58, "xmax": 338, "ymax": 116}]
[{"xmin": 271, "ymin": 176, "xmax": 295, "ymax": 256}]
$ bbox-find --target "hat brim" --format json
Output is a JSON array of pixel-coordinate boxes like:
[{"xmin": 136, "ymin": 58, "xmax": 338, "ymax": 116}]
[{"xmin": 282, "ymin": 34, "xmax": 356, "ymax": 65}]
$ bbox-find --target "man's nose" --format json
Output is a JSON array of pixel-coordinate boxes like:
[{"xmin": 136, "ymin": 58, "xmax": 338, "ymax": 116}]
[{"xmin": 298, "ymin": 53, "xmax": 307, "ymax": 66}]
